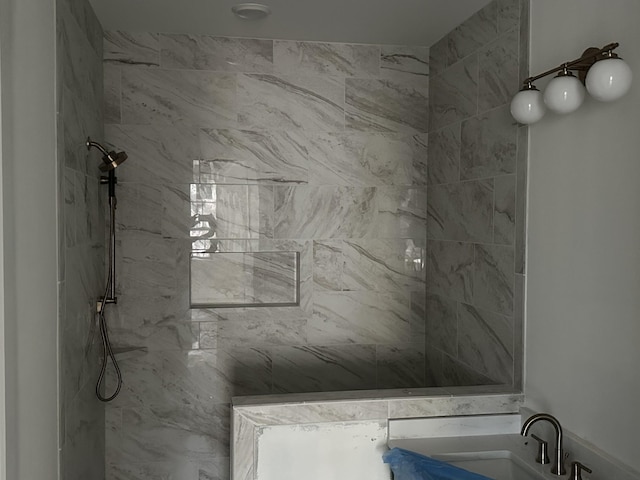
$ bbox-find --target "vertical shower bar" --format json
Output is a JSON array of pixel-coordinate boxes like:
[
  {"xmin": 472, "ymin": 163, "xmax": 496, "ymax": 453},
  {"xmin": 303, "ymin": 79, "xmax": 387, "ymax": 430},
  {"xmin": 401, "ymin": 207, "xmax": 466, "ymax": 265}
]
[{"xmin": 103, "ymin": 169, "xmax": 117, "ymax": 304}]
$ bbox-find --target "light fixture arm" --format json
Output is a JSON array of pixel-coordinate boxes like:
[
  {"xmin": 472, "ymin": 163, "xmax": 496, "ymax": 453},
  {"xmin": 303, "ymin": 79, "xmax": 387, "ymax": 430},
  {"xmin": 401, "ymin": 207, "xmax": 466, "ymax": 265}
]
[{"xmin": 522, "ymin": 42, "xmax": 620, "ymax": 86}]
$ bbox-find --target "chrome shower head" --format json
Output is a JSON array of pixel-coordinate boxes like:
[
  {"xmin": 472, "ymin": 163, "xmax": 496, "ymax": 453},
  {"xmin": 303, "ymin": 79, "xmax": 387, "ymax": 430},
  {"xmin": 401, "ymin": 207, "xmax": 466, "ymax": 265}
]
[{"xmin": 86, "ymin": 137, "xmax": 128, "ymax": 172}]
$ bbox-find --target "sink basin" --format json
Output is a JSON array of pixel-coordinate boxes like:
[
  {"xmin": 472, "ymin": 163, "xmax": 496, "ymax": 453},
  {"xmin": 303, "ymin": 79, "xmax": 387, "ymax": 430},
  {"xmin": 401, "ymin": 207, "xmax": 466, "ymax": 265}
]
[
  {"xmin": 433, "ymin": 450, "xmax": 545, "ymax": 480},
  {"xmin": 388, "ymin": 434, "xmax": 551, "ymax": 480}
]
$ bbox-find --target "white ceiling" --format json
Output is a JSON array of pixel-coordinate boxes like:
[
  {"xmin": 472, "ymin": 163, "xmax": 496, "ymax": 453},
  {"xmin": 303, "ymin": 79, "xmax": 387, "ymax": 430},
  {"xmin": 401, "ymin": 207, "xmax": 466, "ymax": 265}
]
[{"xmin": 88, "ymin": 0, "xmax": 493, "ymax": 47}]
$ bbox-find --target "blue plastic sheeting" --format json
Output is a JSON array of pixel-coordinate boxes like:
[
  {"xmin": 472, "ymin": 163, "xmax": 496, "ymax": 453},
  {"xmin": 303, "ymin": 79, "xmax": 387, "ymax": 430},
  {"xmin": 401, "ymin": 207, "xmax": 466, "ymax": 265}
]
[{"xmin": 383, "ymin": 448, "xmax": 494, "ymax": 480}]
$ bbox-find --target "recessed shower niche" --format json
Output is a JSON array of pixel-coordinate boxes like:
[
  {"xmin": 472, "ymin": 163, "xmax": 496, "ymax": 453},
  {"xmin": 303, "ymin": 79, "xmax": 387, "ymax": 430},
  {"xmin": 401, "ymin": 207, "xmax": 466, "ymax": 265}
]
[{"xmin": 190, "ymin": 251, "xmax": 300, "ymax": 307}]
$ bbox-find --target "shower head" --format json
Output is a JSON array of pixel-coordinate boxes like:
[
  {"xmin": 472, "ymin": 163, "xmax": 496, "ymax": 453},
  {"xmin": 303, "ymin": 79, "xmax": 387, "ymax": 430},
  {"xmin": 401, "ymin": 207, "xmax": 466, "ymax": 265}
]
[{"xmin": 86, "ymin": 137, "xmax": 128, "ymax": 172}]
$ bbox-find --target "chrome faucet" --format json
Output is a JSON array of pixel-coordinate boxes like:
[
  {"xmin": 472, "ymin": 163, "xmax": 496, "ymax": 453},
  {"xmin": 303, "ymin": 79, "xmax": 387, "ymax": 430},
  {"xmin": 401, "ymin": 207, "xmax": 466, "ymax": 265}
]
[{"xmin": 521, "ymin": 413, "xmax": 566, "ymax": 475}]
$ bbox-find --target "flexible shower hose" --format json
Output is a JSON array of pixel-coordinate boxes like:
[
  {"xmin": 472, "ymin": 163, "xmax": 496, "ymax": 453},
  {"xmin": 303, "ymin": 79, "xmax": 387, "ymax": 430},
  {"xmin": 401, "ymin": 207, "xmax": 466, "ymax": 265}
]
[{"xmin": 95, "ymin": 268, "xmax": 122, "ymax": 402}]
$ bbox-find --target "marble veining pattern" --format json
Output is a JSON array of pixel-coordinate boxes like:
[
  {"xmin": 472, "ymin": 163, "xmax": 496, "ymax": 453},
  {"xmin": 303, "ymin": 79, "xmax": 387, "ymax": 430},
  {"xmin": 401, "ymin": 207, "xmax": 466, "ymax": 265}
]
[
  {"xmin": 121, "ymin": 67, "xmax": 237, "ymax": 127},
  {"xmin": 308, "ymin": 131, "xmax": 428, "ymax": 186},
  {"xmin": 237, "ymin": 73, "xmax": 345, "ymax": 132},
  {"xmin": 345, "ymin": 78, "xmax": 429, "ymax": 133},
  {"xmin": 104, "ymin": 31, "xmax": 160, "ymax": 66},
  {"xmin": 426, "ymin": 0, "xmax": 527, "ymax": 386},
  {"xmin": 160, "ymin": 34, "xmax": 273, "ymax": 72},
  {"xmin": 58, "ymin": 0, "xmax": 105, "ymax": 478},
  {"xmin": 274, "ymin": 41, "xmax": 379, "ymax": 77},
  {"xmin": 103, "ymin": 4, "xmax": 530, "ymax": 476},
  {"xmin": 380, "ymin": 45, "xmax": 430, "ymax": 81}
]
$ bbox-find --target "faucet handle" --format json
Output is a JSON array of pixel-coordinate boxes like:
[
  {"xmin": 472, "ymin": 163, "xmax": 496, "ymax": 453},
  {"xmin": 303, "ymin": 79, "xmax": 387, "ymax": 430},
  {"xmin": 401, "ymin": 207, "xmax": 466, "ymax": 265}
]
[
  {"xmin": 530, "ymin": 434, "xmax": 550, "ymax": 464},
  {"xmin": 570, "ymin": 461, "xmax": 592, "ymax": 480}
]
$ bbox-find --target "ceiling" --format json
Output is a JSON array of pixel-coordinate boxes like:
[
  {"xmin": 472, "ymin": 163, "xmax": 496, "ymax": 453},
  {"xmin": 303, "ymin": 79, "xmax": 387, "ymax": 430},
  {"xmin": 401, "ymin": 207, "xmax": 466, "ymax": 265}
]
[{"xmin": 88, "ymin": 0, "xmax": 493, "ymax": 47}]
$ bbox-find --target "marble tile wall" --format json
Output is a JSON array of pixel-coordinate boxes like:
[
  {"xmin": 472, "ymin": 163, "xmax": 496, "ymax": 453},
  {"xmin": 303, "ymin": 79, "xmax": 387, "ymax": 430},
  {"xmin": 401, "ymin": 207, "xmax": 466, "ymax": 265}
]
[
  {"xmin": 56, "ymin": 0, "xmax": 106, "ymax": 478},
  {"xmin": 425, "ymin": 0, "xmax": 529, "ymax": 387},
  {"xmin": 103, "ymin": 32, "xmax": 429, "ymax": 479}
]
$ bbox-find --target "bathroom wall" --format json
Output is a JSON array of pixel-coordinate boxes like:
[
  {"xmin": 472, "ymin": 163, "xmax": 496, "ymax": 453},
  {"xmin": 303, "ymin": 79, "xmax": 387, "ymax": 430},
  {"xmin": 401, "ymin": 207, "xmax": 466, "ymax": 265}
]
[
  {"xmin": 57, "ymin": 0, "xmax": 106, "ymax": 477},
  {"xmin": 1, "ymin": 0, "xmax": 59, "ymax": 477},
  {"xmin": 425, "ymin": 0, "xmax": 529, "ymax": 387},
  {"xmin": 526, "ymin": 0, "xmax": 640, "ymax": 472},
  {"xmin": 102, "ymin": 32, "xmax": 429, "ymax": 478}
]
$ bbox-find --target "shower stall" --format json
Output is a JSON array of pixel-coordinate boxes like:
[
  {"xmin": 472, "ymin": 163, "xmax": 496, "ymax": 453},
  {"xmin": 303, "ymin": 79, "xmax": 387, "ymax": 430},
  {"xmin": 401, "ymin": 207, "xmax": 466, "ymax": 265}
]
[{"xmin": 56, "ymin": 0, "xmax": 529, "ymax": 478}]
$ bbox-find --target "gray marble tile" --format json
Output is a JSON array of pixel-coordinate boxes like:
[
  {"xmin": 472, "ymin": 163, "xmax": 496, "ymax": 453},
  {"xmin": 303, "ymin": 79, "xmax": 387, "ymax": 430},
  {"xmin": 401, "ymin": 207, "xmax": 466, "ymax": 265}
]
[
  {"xmin": 376, "ymin": 344, "xmax": 425, "ymax": 389},
  {"xmin": 410, "ymin": 290, "xmax": 427, "ymax": 339},
  {"xmin": 59, "ymin": 3, "xmax": 102, "ymax": 107},
  {"xmin": 515, "ymin": 126, "xmax": 528, "ymax": 274},
  {"xmin": 63, "ymin": 87, "xmax": 102, "ymax": 174},
  {"xmin": 498, "ymin": 0, "xmax": 520, "ymax": 33},
  {"xmin": 446, "ymin": 2, "xmax": 498, "ymax": 66},
  {"xmin": 494, "ymin": 174, "xmax": 516, "ymax": 245},
  {"xmin": 513, "ymin": 273, "xmax": 525, "ymax": 389},
  {"xmin": 440, "ymin": 354, "xmax": 499, "ymax": 386},
  {"xmin": 374, "ymin": 186, "xmax": 428, "ymax": 239},
  {"xmin": 460, "ymin": 105, "xmax": 517, "ymax": 180},
  {"xmin": 104, "ymin": 31, "xmax": 160, "ymax": 66},
  {"xmin": 274, "ymin": 41, "xmax": 379, "ymax": 77},
  {"xmin": 429, "ymin": 36, "xmax": 448, "ymax": 78},
  {"xmin": 310, "ymin": 291, "xmax": 417, "ymax": 345},
  {"xmin": 478, "ymin": 28, "xmax": 519, "ymax": 112},
  {"xmin": 121, "ymin": 67, "xmax": 236, "ymax": 127},
  {"xmin": 192, "ymin": 184, "xmax": 273, "ymax": 240},
  {"xmin": 61, "ymin": 0, "xmax": 103, "ymax": 57},
  {"xmin": 427, "ymin": 123, "xmax": 460, "ymax": 185},
  {"xmin": 200, "ymin": 317, "xmax": 307, "ymax": 348},
  {"xmin": 160, "ymin": 34, "xmax": 273, "ymax": 72},
  {"xmin": 198, "ymin": 457, "xmax": 230, "ymax": 480},
  {"xmin": 199, "ymin": 128, "xmax": 309, "ymax": 184},
  {"xmin": 110, "ymin": 322, "xmax": 199, "ymax": 352},
  {"xmin": 116, "ymin": 183, "xmax": 163, "ymax": 236},
  {"xmin": 424, "ymin": 346, "xmax": 444, "ymax": 387},
  {"xmin": 429, "ymin": 55, "xmax": 478, "ymax": 131},
  {"xmin": 106, "ymin": 461, "xmax": 199, "ymax": 480},
  {"xmin": 345, "ymin": 78, "xmax": 429, "ymax": 133},
  {"xmin": 308, "ymin": 132, "xmax": 428, "ymax": 186},
  {"xmin": 64, "ymin": 168, "xmax": 76, "ymax": 248},
  {"xmin": 427, "ymin": 179, "xmax": 493, "ymax": 242},
  {"xmin": 238, "ymin": 73, "xmax": 344, "ymax": 132},
  {"xmin": 272, "ymin": 345, "xmax": 376, "ymax": 393},
  {"xmin": 426, "ymin": 294, "xmax": 457, "ymax": 356},
  {"xmin": 158, "ymin": 348, "xmax": 271, "ymax": 405},
  {"xmin": 271, "ymin": 239, "xmax": 314, "ymax": 313},
  {"xmin": 426, "ymin": 240, "xmax": 474, "ymax": 303},
  {"xmin": 473, "ymin": 244, "xmax": 514, "ymax": 315},
  {"xmin": 313, "ymin": 240, "xmax": 343, "ymax": 291},
  {"xmin": 111, "ymin": 403, "xmax": 230, "ymax": 465},
  {"xmin": 63, "ymin": 381, "xmax": 105, "ymax": 480},
  {"xmin": 191, "ymin": 251, "xmax": 297, "ymax": 306},
  {"xmin": 105, "ymin": 124, "xmax": 200, "ymax": 184},
  {"xmin": 388, "ymin": 393, "xmax": 521, "ymax": 418},
  {"xmin": 232, "ymin": 413, "xmax": 255, "ymax": 480},
  {"xmin": 237, "ymin": 401, "xmax": 388, "ymax": 426},
  {"xmin": 457, "ymin": 303, "xmax": 513, "ymax": 384},
  {"xmin": 115, "ymin": 232, "xmax": 185, "ymax": 297},
  {"xmin": 273, "ymin": 186, "xmax": 377, "ymax": 239},
  {"xmin": 341, "ymin": 238, "xmax": 425, "ymax": 292},
  {"xmin": 160, "ymin": 183, "xmax": 192, "ymax": 239},
  {"xmin": 104, "ymin": 64, "xmax": 121, "ymax": 124},
  {"xmin": 380, "ymin": 45, "xmax": 429, "ymax": 82}
]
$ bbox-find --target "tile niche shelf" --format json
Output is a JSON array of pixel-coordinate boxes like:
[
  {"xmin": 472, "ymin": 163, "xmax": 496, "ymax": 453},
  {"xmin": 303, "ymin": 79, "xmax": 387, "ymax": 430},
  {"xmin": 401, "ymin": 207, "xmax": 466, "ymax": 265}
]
[{"xmin": 190, "ymin": 251, "xmax": 300, "ymax": 308}]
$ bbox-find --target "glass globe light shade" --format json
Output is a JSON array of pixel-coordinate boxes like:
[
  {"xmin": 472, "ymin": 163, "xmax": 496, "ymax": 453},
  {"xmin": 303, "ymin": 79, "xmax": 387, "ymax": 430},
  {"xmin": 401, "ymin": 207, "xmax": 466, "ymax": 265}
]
[
  {"xmin": 543, "ymin": 72, "xmax": 586, "ymax": 114},
  {"xmin": 510, "ymin": 88, "xmax": 546, "ymax": 124},
  {"xmin": 585, "ymin": 57, "xmax": 633, "ymax": 102}
]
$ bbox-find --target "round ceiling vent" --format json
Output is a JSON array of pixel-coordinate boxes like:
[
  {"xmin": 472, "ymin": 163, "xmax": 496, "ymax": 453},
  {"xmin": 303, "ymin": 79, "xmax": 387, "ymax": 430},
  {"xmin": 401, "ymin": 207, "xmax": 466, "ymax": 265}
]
[{"xmin": 231, "ymin": 3, "xmax": 271, "ymax": 20}]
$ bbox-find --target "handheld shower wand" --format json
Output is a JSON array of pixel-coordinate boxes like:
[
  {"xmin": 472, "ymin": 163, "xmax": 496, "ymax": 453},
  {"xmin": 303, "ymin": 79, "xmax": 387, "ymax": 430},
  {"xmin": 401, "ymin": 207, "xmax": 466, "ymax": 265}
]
[{"xmin": 86, "ymin": 137, "xmax": 128, "ymax": 402}]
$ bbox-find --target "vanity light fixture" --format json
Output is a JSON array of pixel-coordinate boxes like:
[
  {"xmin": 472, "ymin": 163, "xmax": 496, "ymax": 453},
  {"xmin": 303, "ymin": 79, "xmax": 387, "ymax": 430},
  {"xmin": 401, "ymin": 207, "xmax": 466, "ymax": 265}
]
[
  {"xmin": 231, "ymin": 3, "xmax": 271, "ymax": 20},
  {"xmin": 511, "ymin": 42, "xmax": 632, "ymax": 124}
]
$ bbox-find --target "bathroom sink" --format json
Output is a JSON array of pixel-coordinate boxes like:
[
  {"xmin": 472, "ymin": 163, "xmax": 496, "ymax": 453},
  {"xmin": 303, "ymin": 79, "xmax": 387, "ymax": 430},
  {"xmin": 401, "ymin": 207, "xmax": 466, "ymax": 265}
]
[
  {"xmin": 389, "ymin": 434, "xmax": 551, "ymax": 480},
  {"xmin": 432, "ymin": 450, "xmax": 545, "ymax": 480}
]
